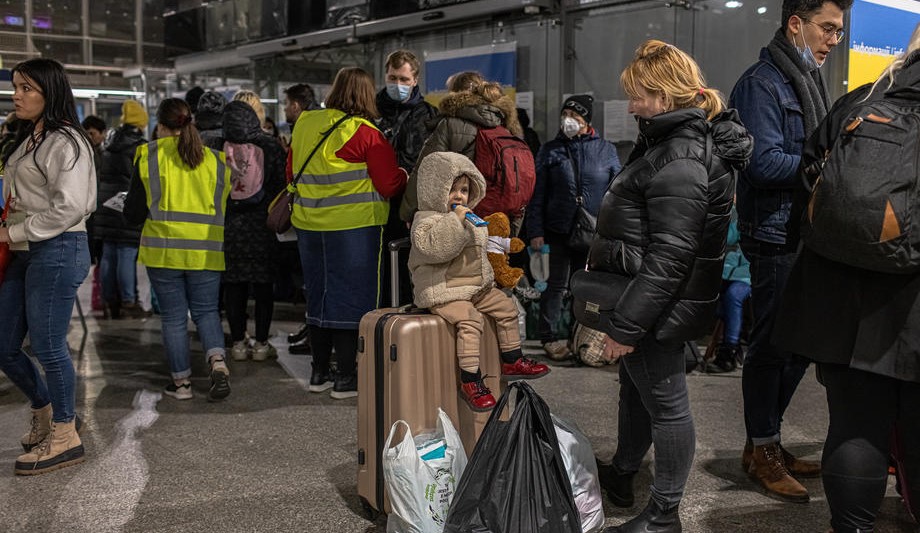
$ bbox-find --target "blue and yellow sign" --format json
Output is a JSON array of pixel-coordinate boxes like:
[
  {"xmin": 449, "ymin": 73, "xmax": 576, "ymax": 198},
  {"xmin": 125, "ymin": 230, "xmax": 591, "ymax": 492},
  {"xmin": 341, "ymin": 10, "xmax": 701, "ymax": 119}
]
[{"xmin": 848, "ymin": 0, "xmax": 920, "ymax": 91}]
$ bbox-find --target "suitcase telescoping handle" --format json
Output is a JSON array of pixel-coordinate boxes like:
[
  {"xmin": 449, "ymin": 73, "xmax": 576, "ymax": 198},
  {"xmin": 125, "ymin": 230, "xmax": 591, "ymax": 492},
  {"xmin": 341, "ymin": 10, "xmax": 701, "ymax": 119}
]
[{"xmin": 389, "ymin": 238, "xmax": 411, "ymax": 308}]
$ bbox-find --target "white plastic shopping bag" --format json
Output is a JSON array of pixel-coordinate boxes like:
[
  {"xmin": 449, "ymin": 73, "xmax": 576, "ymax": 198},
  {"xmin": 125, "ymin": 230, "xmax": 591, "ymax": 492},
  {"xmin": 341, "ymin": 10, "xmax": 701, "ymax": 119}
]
[
  {"xmin": 553, "ymin": 414, "xmax": 605, "ymax": 533},
  {"xmin": 383, "ymin": 408, "xmax": 468, "ymax": 533}
]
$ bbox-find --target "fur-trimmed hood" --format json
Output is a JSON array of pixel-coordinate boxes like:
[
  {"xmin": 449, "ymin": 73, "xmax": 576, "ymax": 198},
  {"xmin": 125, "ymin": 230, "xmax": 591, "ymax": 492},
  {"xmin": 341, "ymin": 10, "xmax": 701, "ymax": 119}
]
[
  {"xmin": 437, "ymin": 91, "xmax": 523, "ymax": 137},
  {"xmin": 415, "ymin": 151, "xmax": 487, "ymax": 213}
]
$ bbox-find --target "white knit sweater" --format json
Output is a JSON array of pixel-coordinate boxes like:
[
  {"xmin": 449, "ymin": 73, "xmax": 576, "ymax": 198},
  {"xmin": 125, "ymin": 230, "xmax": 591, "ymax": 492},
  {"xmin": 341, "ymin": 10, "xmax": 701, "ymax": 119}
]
[{"xmin": 2, "ymin": 128, "xmax": 96, "ymax": 250}]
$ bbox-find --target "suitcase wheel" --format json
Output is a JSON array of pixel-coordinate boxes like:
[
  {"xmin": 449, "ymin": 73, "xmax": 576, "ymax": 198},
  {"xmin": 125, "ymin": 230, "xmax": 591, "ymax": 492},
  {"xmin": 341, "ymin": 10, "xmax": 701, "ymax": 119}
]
[{"xmin": 359, "ymin": 496, "xmax": 380, "ymax": 521}]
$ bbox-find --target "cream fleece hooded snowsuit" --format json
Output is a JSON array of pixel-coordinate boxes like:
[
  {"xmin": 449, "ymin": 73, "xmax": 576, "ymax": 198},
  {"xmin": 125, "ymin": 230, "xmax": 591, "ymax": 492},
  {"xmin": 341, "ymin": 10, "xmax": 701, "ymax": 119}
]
[{"xmin": 408, "ymin": 151, "xmax": 521, "ymax": 372}]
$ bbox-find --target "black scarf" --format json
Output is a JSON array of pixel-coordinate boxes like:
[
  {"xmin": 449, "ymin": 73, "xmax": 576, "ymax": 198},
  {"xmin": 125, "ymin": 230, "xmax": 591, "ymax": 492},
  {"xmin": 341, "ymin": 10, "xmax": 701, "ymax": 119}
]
[{"xmin": 766, "ymin": 28, "xmax": 829, "ymax": 138}]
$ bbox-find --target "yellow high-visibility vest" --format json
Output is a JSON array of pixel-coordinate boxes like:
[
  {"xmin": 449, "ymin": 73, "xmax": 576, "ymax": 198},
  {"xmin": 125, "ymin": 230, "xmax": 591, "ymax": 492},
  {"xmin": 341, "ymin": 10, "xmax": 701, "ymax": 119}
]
[
  {"xmin": 290, "ymin": 109, "xmax": 389, "ymax": 231},
  {"xmin": 136, "ymin": 136, "xmax": 230, "ymax": 270}
]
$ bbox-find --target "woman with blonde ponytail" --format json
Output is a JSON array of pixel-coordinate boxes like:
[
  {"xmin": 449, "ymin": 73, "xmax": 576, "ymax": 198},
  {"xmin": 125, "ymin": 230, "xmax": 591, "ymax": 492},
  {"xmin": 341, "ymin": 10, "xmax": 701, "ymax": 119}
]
[
  {"xmin": 123, "ymin": 98, "xmax": 233, "ymax": 403},
  {"xmin": 591, "ymin": 40, "xmax": 752, "ymax": 532}
]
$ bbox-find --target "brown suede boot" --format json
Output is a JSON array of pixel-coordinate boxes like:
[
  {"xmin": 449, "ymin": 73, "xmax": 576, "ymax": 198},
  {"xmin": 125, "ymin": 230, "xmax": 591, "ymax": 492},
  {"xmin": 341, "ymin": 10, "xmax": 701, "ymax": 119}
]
[
  {"xmin": 780, "ymin": 444, "xmax": 822, "ymax": 478},
  {"xmin": 20, "ymin": 404, "xmax": 52, "ymax": 452},
  {"xmin": 15, "ymin": 420, "xmax": 85, "ymax": 475},
  {"xmin": 747, "ymin": 443, "xmax": 809, "ymax": 502}
]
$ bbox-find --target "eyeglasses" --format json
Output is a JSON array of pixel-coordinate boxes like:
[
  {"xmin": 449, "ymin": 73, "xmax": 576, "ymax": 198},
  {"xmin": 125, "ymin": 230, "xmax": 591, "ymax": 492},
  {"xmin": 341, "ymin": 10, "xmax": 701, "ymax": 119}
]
[{"xmin": 802, "ymin": 18, "xmax": 845, "ymax": 43}]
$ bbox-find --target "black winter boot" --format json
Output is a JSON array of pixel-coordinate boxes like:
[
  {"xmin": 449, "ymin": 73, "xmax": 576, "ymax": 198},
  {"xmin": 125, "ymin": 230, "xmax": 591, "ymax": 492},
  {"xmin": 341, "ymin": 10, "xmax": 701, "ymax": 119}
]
[
  {"xmin": 603, "ymin": 498, "xmax": 682, "ymax": 533},
  {"xmin": 597, "ymin": 460, "xmax": 636, "ymax": 508},
  {"xmin": 705, "ymin": 344, "xmax": 739, "ymax": 373}
]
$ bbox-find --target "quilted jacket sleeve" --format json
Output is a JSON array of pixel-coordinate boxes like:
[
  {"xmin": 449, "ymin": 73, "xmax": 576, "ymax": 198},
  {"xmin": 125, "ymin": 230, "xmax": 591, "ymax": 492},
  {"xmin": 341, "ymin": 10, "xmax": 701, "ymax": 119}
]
[{"xmin": 609, "ymin": 157, "xmax": 709, "ymax": 346}]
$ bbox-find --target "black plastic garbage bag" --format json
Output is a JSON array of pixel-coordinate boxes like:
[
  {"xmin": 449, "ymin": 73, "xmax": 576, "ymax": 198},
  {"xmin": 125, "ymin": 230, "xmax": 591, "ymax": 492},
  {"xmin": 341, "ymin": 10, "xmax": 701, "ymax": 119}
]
[{"xmin": 443, "ymin": 381, "xmax": 581, "ymax": 533}]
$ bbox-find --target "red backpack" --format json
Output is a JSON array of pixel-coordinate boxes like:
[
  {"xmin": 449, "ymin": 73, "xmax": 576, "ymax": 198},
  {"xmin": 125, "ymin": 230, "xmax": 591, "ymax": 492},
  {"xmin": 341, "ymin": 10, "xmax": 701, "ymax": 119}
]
[{"xmin": 472, "ymin": 125, "xmax": 536, "ymax": 218}]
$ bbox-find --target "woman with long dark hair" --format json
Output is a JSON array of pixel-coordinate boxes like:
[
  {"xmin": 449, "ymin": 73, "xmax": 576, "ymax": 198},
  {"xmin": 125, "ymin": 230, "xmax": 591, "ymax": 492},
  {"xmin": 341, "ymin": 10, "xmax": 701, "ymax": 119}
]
[
  {"xmin": 290, "ymin": 67, "xmax": 406, "ymax": 398},
  {"xmin": 0, "ymin": 58, "xmax": 96, "ymax": 475},
  {"xmin": 123, "ymin": 98, "xmax": 231, "ymax": 402}
]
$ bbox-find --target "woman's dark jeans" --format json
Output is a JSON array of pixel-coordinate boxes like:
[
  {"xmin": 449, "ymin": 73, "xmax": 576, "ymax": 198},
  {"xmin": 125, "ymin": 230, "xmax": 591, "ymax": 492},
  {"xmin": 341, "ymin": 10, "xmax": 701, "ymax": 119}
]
[
  {"xmin": 0, "ymin": 232, "xmax": 90, "ymax": 423},
  {"xmin": 820, "ymin": 363, "xmax": 920, "ymax": 533},
  {"xmin": 612, "ymin": 333, "xmax": 695, "ymax": 510},
  {"xmin": 538, "ymin": 231, "xmax": 587, "ymax": 343}
]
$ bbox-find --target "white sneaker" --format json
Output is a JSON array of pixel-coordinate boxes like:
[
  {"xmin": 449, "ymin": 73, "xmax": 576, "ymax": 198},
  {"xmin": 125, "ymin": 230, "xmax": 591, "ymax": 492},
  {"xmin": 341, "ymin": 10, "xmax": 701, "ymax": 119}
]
[
  {"xmin": 164, "ymin": 382, "xmax": 193, "ymax": 400},
  {"xmin": 251, "ymin": 341, "xmax": 277, "ymax": 362},
  {"xmin": 230, "ymin": 341, "xmax": 250, "ymax": 361}
]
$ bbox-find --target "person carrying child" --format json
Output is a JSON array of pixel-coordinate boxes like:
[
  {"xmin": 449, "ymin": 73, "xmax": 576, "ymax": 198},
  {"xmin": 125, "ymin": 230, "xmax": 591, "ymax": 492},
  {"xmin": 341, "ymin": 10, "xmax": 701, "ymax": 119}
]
[{"xmin": 408, "ymin": 151, "xmax": 550, "ymax": 411}]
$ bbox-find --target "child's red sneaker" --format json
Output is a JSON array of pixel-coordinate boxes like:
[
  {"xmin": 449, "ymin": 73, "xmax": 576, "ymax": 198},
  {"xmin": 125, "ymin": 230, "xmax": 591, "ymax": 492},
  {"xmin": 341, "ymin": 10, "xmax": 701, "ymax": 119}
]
[
  {"xmin": 459, "ymin": 380, "xmax": 496, "ymax": 412},
  {"xmin": 501, "ymin": 357, "xmax": 550, "ymax": 379}
]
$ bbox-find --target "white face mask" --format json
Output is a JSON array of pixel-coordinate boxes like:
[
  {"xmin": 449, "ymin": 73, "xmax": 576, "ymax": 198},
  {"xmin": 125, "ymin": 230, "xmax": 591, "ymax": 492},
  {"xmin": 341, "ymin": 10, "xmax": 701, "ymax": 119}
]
[{"xmin": 561, "ymin": 116, "xmax": 582, "ymax": 138}]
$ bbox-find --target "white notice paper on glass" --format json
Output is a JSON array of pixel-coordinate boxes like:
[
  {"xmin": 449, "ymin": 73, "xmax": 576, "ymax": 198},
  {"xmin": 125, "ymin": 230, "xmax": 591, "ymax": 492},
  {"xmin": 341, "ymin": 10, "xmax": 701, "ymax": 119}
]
[
  {"xmin": 515, "ymin": 91, "xmax": 534, "ymax": 124},
  {"xmin": 603, "ymin": 100, "xmax": 638, "ymax": 142}
]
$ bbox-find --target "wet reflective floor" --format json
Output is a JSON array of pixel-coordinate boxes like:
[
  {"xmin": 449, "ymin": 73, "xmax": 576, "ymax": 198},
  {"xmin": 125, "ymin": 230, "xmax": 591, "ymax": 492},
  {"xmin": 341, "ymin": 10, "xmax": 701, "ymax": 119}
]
[{"xmin": 0, "ymin": 280, "xmax": 916, "ymax": 533}]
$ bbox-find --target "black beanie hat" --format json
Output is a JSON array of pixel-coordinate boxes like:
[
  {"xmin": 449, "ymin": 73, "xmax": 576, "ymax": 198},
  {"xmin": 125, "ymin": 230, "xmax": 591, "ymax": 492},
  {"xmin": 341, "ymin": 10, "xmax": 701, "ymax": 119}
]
[{"xmin": 562, "ymin": 94, "xmax": 594, "ymax": 124}]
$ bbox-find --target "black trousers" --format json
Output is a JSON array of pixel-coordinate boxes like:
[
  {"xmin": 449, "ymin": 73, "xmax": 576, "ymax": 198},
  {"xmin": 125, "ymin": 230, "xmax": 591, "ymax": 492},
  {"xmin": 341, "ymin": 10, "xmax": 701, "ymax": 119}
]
[
  {"xmin": 309, "ymin": 326, "xmax": 359, "ymax": 377},
  {"xmin": 224, "ymin": 282, "xmax": 274, "ymax": 343},
  {"xmin": 820, "ymin": 363, "xmax": 920, "ymax": 532}
]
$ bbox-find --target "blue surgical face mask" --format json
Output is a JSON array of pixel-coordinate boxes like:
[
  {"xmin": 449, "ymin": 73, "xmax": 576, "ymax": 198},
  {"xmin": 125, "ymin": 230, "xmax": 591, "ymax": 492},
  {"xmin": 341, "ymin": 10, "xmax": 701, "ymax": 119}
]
[
  {"xmin": 386, "ymin": 83, "xmax": 413, "ymax": 102},
  {"xmin": 794, "ymin": 31, "xmax": 822, "ymax": 71}
]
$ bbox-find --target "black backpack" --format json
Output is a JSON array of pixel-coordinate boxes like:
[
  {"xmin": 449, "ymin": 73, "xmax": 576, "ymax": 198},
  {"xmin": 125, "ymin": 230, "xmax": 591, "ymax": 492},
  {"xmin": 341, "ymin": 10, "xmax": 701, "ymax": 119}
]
[{"xmin": 802, "ymin": 99, "xmax": 920, "ymax": 273}]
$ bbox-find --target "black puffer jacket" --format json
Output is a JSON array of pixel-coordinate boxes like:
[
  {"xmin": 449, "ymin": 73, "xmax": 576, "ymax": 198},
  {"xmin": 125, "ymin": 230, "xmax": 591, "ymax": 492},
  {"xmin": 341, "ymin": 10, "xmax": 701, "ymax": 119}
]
[
  {"xmin": 93, "ymin": 125, "xmax": 146, "ymax": 243},
  {"xmin": 589, "ymin": 108, "xmax": 752, "ymax": 345},
  {"xmin": 376, "ymin": 86, "xmax": 437, "ymax": 173},
  {"xmin": 221, "ymin": 101, "xmax": 286, "ymax": 283}
]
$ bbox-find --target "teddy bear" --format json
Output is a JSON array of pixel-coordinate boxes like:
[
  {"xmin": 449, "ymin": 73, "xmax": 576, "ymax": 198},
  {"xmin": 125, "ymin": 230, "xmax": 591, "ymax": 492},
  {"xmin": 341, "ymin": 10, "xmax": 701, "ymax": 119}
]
[{"xmin": 484, "ymin": 212, "xmax": 526, "ymax": 289}]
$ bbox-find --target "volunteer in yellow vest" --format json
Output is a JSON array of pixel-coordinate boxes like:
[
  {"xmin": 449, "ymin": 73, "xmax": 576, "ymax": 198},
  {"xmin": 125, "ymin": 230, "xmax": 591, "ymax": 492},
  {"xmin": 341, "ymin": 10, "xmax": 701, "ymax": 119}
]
[
  {"xmin": 290, "ymin": 67, "xmax": 406, "ymax": 399},
  {"xmin": 124, "ymin": 98, "xmax": 232, "ymax": 403}
]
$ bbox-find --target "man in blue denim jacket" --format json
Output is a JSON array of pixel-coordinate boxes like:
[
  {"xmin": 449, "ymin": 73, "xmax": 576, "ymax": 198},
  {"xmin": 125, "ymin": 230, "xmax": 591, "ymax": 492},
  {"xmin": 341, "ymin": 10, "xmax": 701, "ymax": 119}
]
[{"xmin": 729, "ymin": 0, "xmax": 851, "ymax": 503}]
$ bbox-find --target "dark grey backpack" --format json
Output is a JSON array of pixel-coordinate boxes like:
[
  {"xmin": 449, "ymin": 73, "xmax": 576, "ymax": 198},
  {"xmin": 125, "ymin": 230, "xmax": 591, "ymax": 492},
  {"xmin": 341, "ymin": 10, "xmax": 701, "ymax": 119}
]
[{"xmin": 803, "ymin": 100, "xmax": 920, "ymax": 273}]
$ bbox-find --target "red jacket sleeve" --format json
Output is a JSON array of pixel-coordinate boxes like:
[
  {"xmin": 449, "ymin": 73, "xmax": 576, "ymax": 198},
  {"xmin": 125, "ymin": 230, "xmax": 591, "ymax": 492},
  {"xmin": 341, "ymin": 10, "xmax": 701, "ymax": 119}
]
[
  {"xmin": 336, "ymin": 123, "xmax": 407, "ymax": 199},
  {"xmin": 285, "ymin": 147, "xmax": 293, "ymax": 183}
]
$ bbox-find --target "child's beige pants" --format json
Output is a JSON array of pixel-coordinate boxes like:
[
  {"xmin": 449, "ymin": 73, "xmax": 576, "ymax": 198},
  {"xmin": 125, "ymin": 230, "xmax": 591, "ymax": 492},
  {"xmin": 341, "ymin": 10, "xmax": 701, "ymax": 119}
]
[{"xmin": 430, "ymin": 287, "xmax": 521, "ymax": 373}]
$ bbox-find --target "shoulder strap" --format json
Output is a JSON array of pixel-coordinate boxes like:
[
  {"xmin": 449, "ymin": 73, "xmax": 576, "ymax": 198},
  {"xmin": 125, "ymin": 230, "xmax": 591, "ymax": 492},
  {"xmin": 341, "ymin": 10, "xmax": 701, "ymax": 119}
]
[
  {"xmin": 563, "ymin": 142, "xmax": 584, "ymax": 202},
  {"xmin": 291, "ymin": 113, "xmax": 353, "ymax": 187}
]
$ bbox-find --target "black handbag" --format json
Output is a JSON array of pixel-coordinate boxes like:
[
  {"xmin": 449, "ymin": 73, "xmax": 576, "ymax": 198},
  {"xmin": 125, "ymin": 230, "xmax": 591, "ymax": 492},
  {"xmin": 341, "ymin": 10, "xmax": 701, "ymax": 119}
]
[
  {"xmin": 565, "ymin": 144, "xmax": 596, "ymax": 253},
  {"xmin": 569, "ymin": 268, "xmax": 630, "ymax": 335},
  {"xmin": 568, "ymin": 205, "xmax": 596, "ymax": 253},
  {"xmin": 266, "ymin": 113, "xmax": 352, "ymax": 233}
]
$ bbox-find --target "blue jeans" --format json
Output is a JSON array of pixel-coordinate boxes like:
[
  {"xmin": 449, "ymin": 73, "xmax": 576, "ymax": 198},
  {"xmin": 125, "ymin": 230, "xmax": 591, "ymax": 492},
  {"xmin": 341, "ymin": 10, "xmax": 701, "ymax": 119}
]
[
  {"xmin": 0, "ymin": 232, "xmax": 90, "ymax": 423},
  {"xmin": 613, "ymin": 334, "xmax": 695, "ymax": 509},
  {"xmin": 100, "ymin": 241, "xmax": 138, "ymax": 304},
  {"xmin": 718, "ymin": 280, "xmax": 751, "ymax": 345},
  {"xmin": 740, "ymin": 239, "xmax": 810, "ymax": 445},
  {"xmin": 146, "ymin": 267, "xmax": 225, "ymax": 380},
  {"xmin": 538, "ymin": 231, "xmax": 587, "ymax": 342}
]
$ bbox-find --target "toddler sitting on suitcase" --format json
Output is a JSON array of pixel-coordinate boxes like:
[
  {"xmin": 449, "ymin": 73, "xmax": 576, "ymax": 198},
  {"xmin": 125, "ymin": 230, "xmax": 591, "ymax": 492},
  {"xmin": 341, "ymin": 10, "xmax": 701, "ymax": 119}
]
[{"xmin": 408, "ymin": 151, "xmax": 549, "ymax": 411}]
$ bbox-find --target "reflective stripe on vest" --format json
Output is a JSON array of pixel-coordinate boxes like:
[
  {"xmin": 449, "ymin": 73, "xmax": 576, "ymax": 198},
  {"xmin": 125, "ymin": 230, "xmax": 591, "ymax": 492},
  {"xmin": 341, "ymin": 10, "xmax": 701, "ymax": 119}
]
[
  {"xmin": 290, "ymin": 110, "xmax": 389, "ymax": 231},
  {"xmin": 137, "ymin": 137, "xmax": 230, "ymax": 271}
]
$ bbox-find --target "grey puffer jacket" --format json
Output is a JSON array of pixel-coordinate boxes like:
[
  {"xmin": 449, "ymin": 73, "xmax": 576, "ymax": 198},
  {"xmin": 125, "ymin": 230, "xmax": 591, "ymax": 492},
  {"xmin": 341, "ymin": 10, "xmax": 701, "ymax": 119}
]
[
  {"xmin": 399, "ymin": 90, "xmax": 522, "ymax": 222},
  {"xmin": 589, "ymin": 108, "xmax": 753, "ymax": 346},
  {"xmin": 408, "ymin": 152, "xmax": 493, "ymax": 309}
]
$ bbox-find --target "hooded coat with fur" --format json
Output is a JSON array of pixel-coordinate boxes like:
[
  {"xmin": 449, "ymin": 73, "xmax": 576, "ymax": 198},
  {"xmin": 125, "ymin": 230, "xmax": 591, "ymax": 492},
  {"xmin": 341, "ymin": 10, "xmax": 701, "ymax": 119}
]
[
  {"xmin": 408, "ymin": 152, "xmax": 493, "ymax": 309},
  {"xmin": 399, "ymin": 90, "xmax": 522, "ymax": 222}
]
